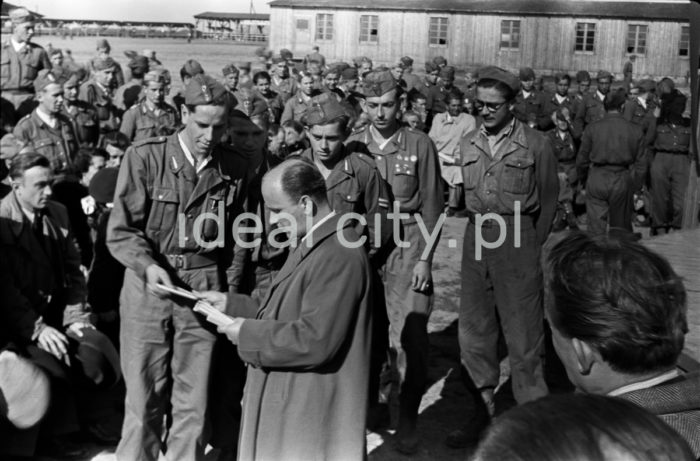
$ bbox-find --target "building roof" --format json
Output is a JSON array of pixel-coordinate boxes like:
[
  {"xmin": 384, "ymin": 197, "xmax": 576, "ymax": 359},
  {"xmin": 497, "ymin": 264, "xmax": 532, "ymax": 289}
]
[
  {"xmin": 193, "ymin": 12, "xmax": 270, "ymax": 21},
  {"xmin": 42, "ymin": 18, "xmax": 194, "ymax": 27},
  {"xmin": 1, "ymin": 1, "xmax": 44, "ymax": 18},
  {"xmin": 269, "ymin": 0, "xmax": 690, "ymax": 21}
]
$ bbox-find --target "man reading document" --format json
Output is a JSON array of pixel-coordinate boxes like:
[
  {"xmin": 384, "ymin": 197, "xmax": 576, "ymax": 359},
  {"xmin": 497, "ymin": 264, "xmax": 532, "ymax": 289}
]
[{"xmin": 197, "ymin": 158, "xmax": 373, "ymax": 461}]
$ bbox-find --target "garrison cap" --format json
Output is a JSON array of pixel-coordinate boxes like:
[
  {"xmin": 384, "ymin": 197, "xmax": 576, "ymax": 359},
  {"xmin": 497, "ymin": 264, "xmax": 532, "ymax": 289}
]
[
  {"xmin": 49, "ymin": 48, "xmax": 63, "ymax": 57},
  {"xmin": 597, "ymin": 70, "xmax": 613, "ymax": 81},
  {"xmin": 123, "ymin": 50, "xmax": 138, "ymax": 60},
  {"xmin": 89, "ymin": 167, "xmax": 119, "ymax": 204},
  {"xmin": 9, "ymin": 7, "xmax": 35, "ymax": 25},
  {"xmin": 271, "ymin": 57, "xmax": 286, "ymax": 65},
  {"xmin": 93, "ymin": 56, "xmax": 116, "ymax": 71},
  {"xmin": 361, "ymin": 70, "xmax": 398, "ymax": 97},
  {"xmin": 182, "ymin": 59, "xmax": 204, "ymax": 77},
  {"xmin": 33, "ymin": 70, "xmax": 61, "ymax": 92},
  {"xmin": 425, "ymin": 61, "xmax": 438, "ymax": 73},
  {"xmin": 222, "ymin": 64, "xmax": 239, "ymax": 76},
  {"xmin": 144, "ymin": 69, "xmax": 168, "ymax": 84},
  {"xmin": 341, "ymin": 67, "xmax": 358, "ymax": 80},
  {"xmin": 439, "ymin": 66, "xmax": 455, "ymax": 80},
  {"xmin": 66, "ymin": 327, "xmax": 121, "ymax": 388},
  {"xmin": 576, "ymin": 70, "xmax": 591, "ymax": 82},
  {"xmin": 554, "ymin": 107, "xmax": 571, "ymax": 122},
  {"xmin": 184, "ymin": 74, "xmax": 226, "ymax": 106},
  {"xmin": 400, "ymin": 56, "xmax": 414, "ymax": 67},
  {"xmin": 519, "ymin": 67, "xmax": 535, "ymax": 81},
  {"xmin": 0, "ymin": 134, "xmax": 22, "ymax": 161},
  {"xmin": 128, "ymin": 55, "xmax": 149, "ymax": 72},
  {"xmin": 477, "ymin": 66, "xmax": 521, "ymax": 93},
  {"xmin": 62, "ymin": 70, "xmax": 86, "ymax": 88},
  {"xmin": 301, "ymin": 93, "xmax": 348, "ymax": 126},
  {"xmin": 323, "ymin": 67, "xmax": 341, "ymax": 77},
  {"xmin": 330, "ymin": 62, "xmax": 351, "ymax": 73},
  {"xmin": 95, "ymin": 38, "xmax": 111, "ymax": 51},
  {"xmin": 432, "ymin": 56, "xmax": 447, "ymax": 67},
  {"xmin": 280, "ymin": 48, "xmax": 294, "ymax": 60},
  {"xmin": 635, "ymin": 79, "xmax": 656, "ymax": 92},
  {"xmin": 236, "ymin": 61, "xmax": 252, "ymax": 70}
]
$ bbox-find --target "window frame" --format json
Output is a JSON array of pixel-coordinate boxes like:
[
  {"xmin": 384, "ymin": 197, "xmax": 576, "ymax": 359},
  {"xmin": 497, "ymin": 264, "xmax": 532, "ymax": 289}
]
[
  {"xmin": 500, "ymin": 19, "xmax": 521, "ymax": 51},
  {"xmin": 315, "ymin": 13, "xmax": 334, "ymax": 41},
  {"xmin": 574, "ymin": 22, "xmax": 596, "ymax": 54},
  {"xmin": 679, "ymin": 25, "xmax": 689, "ymax": 58},
  {"xmin": 626, "ymin": 23, "xmax": 648, "ymax": 56},
  {"xmin": 428, "ymin": 16, "xmax": 449, "ymax": 47},
  {"xmin": 359, "ymin": 14, "xmax": 379, "ymax": 44}
]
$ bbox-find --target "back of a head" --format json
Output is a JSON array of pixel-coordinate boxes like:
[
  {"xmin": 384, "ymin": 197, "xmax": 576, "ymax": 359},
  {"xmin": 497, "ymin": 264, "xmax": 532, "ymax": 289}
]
[
  {"xmin": 604, "ymin": 89, "xmax": 627, "ymax": 112},
  {"xmin": 473, "ymin": 394, "xmax": 694, "ymax": 461},
  {"xmin": 545, "ymin": 232, "xmax": 687, "ymax": 375},
  {"xmin": 265, "ymin": 158, "xmax": 327, "ymax": 205}
]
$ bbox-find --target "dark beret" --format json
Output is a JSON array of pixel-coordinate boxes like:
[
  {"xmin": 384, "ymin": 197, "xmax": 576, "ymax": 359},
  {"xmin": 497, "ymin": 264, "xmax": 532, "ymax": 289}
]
[
  {"xmin": 400, "ymin": 56, "xmax": 414, "ymax": 67},
  {"xmin": 92, "ymin": 57, "xmax": 116, "ymax": 72},
  {"xmin": 182, "ymin": 59, "xmax": 204, "ymax": 77},
  {"xmin": 635, "ymin": 79, "xmax": 656, "ymax": 92},
  {"xmin": 301, "ymin": 93, "xmax": 348, "ymax": 126},
  {"xmin": 89, "ymin": 167, "xmax": 119, "ymax": 203},
  {"xmin": 184, "ymin": 74, "xmax": 226, "ymax": 106},
  {"xmin": 439, "ymin": 66, "xmax": 455, "ymax": 80},
  {"xmin": 576, "ymin": 70, "xmax": 591, "ymax": 82},
  {"xmin": 477, "ymin": 66, "xmax": 521, "ymax": 93},
  {"xmin": 33, "ymin": 70, "xmax": 61, "ymax": 92},
  {"xmin": 128, "ymin": 55, "xmax": 149, "ymax": 72},
  {"xmin": 341, "ymin": 67, "xmax": 358, "ymax": 80},
  {"xmin": 433, "ymin": 56, "xmax": 447, "ymax": 66},
  {"xmin": 597, "ymin": 70, "xmax": 613, "ymax": 81},
  {"xmin": 222, "ymin": 64, "xmax": 239, "ymax": 76},
  {"xmin": 361, "ymin": 70, "xmax": 398, "ymax": 97},
  {"xmin": 519, "ymin": 67, "xmax": 535, "ymax": 81}
]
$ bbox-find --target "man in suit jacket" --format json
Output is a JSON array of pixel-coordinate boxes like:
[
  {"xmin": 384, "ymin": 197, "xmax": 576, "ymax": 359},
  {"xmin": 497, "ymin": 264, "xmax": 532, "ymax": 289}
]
[
  {"xmin": 198, "ymin": 159, "xmax": 373, "ymax": 461},
  {"xmin": 546, "ymin": 232, "xmax": 700, "ymax": 458}
]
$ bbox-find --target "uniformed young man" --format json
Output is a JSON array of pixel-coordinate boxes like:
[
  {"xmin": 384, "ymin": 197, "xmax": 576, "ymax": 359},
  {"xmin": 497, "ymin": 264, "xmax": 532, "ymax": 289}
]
[
  {"xmin": 270, "ymin": 57, "xmax": 298, "ymax": 105},
  {"xmin": 253, "ymin": 71, "xmax": 284, "ymax": 124},
  {"xmin": 14, "ymin": 70, "xmax": 79, "ymax": 177},
  {"xmin": 421, "ymin": 61, "xmax": 440, "ymax": 113},
  {"xmin": 107, "ymin": 74, "xmax": 249, "ymax": 461},
  {"xmin": 541, "ymin": 73, "xmax": 581, "ymax": 136},
  {"xmin": 0, "ymin": 8, "xmax": 51, "ymax": 118},
  {"xmin": 346, "ymin": 70, "xmax": 444, "ymax": 454},
  {"xmin": 447, "ymin": 66, "xmax": 558, "ymax": 448},
  {"xmin": 512, "ymin": 67, "xmax": 547, "ymax": 130},
  {"xmin": 80, "ymin": 57, "xmax": 121, "ymax": 137},
  {"xmin": 575, "ymin": 70, "xmax": 591, "ymax": 102},
  {"xmin": 623, "ymin": 79, "xmax": 658, "ymax": 146},
  {"xmin": 113, "ymin": 55, "xmax": 150, "ymax": 111},
  {"xmin": 577, "ymin": 89, "xmax": 647, "ymax": 235},
  {"xmin": 90, "ymin": 39, "xmax": 125, "ymax": 89},
  {"xmin": 400, "ymin": 56, "xmax": 422, "ymax": 93},
  {"xmin": 280, "ymin": 73, "xmax": 320, "ymax": 125},
  {"xmin": 574, "ymin": 69, "xmax": 613, "ymax": 133},
  {"xmin": 119, "ymin": 69, "xmax": 180, "ymax": 142},
  {"xmin": 427, "ymin": 65, "xmax": 463, "ymax": 116}
]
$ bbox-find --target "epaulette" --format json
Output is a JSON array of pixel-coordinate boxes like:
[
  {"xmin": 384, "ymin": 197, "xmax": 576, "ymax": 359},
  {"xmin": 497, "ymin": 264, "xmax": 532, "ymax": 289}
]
[
  {"xmin": 354, "ymin": 151, "xmax": 376, "ymax": 166},
  {"xmin": 133, "ymin": 136, "xmax": 167, "ymax": 147}
]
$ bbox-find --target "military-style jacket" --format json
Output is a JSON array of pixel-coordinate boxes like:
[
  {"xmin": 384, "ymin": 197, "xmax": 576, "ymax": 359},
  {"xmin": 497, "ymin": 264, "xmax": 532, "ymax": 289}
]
[
  {"xmin": 119, "ymin": 100, "xmax": 180, "ymax": 142},
  {"xmin": 107, "ymin": 132, "xmax": 249, "ymax": 287},
  {"xmin": 547, "ymin": 129, "xmax": 578, "ymax": 183},
  {"xmin": 346, "ymin": 125, "xmax": 444, "ymax": 261},
  {"xmin": 0, "ymin": 39, "xmax": 51, "ymax": 92},
  {"xmin": 653, "ymin": 122, "xmax": 691, "ymax": 155},
  {"xmin": 113, "ymin": 79, "xmax": 144, "ymax": 111},
  {"xmin": 426, "ymin": 85, "xmax": 463, "ymax": 115},
  {"xmin": 79, "ymin": 80, "xmax": 121, "ymax": 133},
  {"xmin": 280, "ymin": 90, "xmax": 317, "ymax": 125},
  {"xmin": 270, "ymin": 76, "xmax": 298, "ymax": 105},
  {"xmin": 541, "ymin": 93, "xmax": 582, "ymax": 136},
  {"xmin": 623, "ymin": 97, "xmax": 658, "ymax": 146},
  {"xmin": 574, "ymin": 91, "xmax": 607, "ymax": 130},
  {"xmin": 299, "ymin": 146, "xmax": 392, "ymax": 257},
  {"xmin": 14, "ymin": 110, "xmax": 79, "ymax": 174},
  {"xmin": 576, "ymin": 113, "xmax": 647, "ymax": 189},
  {"xmin": 512, "ymin": 89, "xmax": 547, "ymax": 130},
  {"xmin": 62, "ymin": 100, "xmax": 100, "ymax": 147},
  {"xmin": 459, "ymin": 119, "xmax": 559, "ymax": 244}
]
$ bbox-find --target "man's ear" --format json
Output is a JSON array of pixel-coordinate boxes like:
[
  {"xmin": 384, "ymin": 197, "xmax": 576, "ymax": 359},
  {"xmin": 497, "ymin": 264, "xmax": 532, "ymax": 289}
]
[
  {"xmin": 180, "ymin": 104, "xmax": 190, "ymax": 124},
  {"xmin": 572, "ymin": 338, "xmax": 597, "ymax": 375},
  {"xmin": 299, "ymin": 195, "xmax": 316, "ymax": 216},
  {"xmin": 359, "ymin": 98, "xmax": 367, "ymax": 114}
]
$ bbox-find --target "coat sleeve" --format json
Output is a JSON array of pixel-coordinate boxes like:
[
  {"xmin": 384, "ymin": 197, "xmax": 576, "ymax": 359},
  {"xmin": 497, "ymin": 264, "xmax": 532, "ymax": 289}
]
[
  {"xmin": 576, "ymin": 126, "xmax": 593, "ymax": 183},
  {"xmin": 535, "ymin": 137, "xmax": 559, "ymax": 245},
  {"xmin": 119, "ymin": 108, "xmax": 137, "ymax": 141},
  {"xmin": 236, "ymin": 248, "xmax": 368, "ymax": 370},
  {"xmin": 280, "ymin": 98, "xmax": 294, "ymax": 125},
  {"xmin": 0, "ymin": 247, "xmax": 40, "ymax": 342},
  {"xmin": 418, "ymin": 136, "xmax": 444, "ymax": 262},
  {"xmin": 632, "ymin": 130, "xmax": 648, "ymax": 190},
  {"xmin": 58, "ymin": 206, "xmax": 90, "ymax": 325},
  {"xmin": 363, "ymin": 164, "xmax": 392, "ymax": 259},
  {"xmin": 106, "ymin": 146, "xmax": 158, "ymax": 278}
]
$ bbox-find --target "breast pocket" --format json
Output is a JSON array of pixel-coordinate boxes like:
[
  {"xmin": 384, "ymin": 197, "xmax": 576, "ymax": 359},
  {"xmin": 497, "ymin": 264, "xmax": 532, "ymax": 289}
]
[
  {"xmin": 460, "ymin": 150, "xmax": 481, "ymax": 190},
  {"xmin": 334, "ymin": 189, "xmax": 360, "ymax": 214},
  {"xmin": 392, "ymin": 169, "xmax": 418, "ymax": 200},
  {"xmin": 147, "ymin": 187, "xmax": 180, "ymax": 232},
  {"xmin": 502, "ymin": 157, "xmax": 535, "ymax": 195}
]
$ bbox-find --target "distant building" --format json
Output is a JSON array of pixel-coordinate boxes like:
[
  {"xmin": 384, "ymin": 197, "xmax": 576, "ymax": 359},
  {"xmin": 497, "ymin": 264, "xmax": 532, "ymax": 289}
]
[
  {"xmin": 269, "ymin": 0, "xmax": 691, "ymax": 78},
  {"xmin": 194, "ymin": 12, "xmax": 270, "ymax": 42}
]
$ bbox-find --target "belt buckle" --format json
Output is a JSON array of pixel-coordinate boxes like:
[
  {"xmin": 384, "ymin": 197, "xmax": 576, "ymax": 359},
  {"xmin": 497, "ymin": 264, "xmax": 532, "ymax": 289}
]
[{"xmin": 174, "ymin": 254, "xmax": 184, "ymax": 270}]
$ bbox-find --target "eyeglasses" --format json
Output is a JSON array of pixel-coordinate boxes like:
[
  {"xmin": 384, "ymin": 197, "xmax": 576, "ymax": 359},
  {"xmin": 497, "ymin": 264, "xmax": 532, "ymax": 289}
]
[{"xmin": 474, "ymin": 99, "xmax": 507, "ymax": 113}]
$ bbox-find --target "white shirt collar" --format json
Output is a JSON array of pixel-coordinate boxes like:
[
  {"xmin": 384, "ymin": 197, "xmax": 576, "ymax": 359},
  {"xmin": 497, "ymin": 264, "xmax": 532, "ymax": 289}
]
[
  {"xmin": 637, "ymin": 96, "xmax": 647, "ymax": 109},
  {"xmin": 178, "ymin": 133, "xmax": 211, "ymax": 174},
  {"xmin": 596, "ymin": 90, "xmax": 606, "ymax": 102},
  {"xmin": 11, "ymin": 37, "xmax": 25, "ymax": 52},
  {"xmin": 369, "ymin": 125, "xmax": 398, "ymax": 151},
  {"xmin": 36, "ymin": 107, "xmax": 57, "ymax": 129},
  {"xmin": 555, "ymin": 93, "xmax": 567, "ymax": 104},
  {"xmin": 522, "ymin": 89, "xmax": 532, "ymax": 99},
  {"xmin": 301, "ymin": 211, "xmax": 336, "ymax": 243},
  {"xmin": 607, "ymin": 369, "xmax": 680, "ymax": 397}
]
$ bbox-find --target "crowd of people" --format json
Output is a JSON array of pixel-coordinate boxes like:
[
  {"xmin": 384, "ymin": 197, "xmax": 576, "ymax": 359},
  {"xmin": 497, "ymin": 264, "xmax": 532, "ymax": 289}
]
[{"xmin": 1, "ymin": 6, "xmax": 698, "ymax": 461}]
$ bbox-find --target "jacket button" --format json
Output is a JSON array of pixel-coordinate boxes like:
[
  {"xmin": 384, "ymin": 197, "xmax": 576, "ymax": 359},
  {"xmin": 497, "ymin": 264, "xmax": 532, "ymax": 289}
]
[
  {"xmin": 486, "ymin": 190, "xmax": 491, "ymax": 195},
  {"xmin": 158, "ymin": 194, "xmax": 164, "ymax": 199}
]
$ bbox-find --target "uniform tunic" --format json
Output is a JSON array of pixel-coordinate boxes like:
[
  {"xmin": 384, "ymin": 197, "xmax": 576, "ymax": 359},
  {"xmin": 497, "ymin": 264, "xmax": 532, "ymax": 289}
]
[
  {"xmin": 119, "ymin": 99, "xmax": 179, "ymax": 142},
  {"xmin": 0, "ymin": 39, "xmax": 51, "ymax": 117},
  {"xmin": 79, "ymin": 80, "xmax": 121, "ymax": 135},
  {"xmin": 62, "ymin": 101, "xmax": 100, "ymax": 147},
  {"xmin": 650, "ymin": 122, "xmax": 691, "ymax": 230}
]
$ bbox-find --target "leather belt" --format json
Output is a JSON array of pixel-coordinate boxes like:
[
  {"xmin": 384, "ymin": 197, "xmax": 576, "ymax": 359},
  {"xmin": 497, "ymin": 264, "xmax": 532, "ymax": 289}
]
[{"xmin": 164, "ymin": 253, "xmax": 217, "ymax": 271}]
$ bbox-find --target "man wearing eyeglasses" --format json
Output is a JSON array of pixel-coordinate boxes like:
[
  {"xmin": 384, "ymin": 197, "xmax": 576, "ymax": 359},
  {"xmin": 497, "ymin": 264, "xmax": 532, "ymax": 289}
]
[{"xmin": 446, "ymin": 66, "xmax": 559, "ymax": 449}]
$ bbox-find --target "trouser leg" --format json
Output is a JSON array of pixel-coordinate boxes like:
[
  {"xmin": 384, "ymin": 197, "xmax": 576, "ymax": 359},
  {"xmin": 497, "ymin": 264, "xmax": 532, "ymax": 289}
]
[
  {"xmin": 669, "ymin": 155, "xmax": 690, "ymax": 229},
  {"xmin": 586, "ymin": 169, "xmax": 611, "ymax": 234},
  {"xmin": 650, "ymin": 153, "xmax": 671, "ymax": 230}
]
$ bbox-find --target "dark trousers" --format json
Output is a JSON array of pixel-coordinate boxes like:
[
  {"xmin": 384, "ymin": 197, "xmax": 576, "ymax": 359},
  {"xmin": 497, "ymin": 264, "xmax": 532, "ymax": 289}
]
[
  {"xmin": 586, "ymin": 167, "xmax": 634, "ymax": 234},
  {"xmin": 459, "ymin": 218, "xmax": 548, "ymax": 404},
  {"xmin": 650, "ymin": 153, "xmax": 689, "ymax": 230},
  {"xmin": 448, "ymin": 184, "xmax": 464, "ymax": 209}
]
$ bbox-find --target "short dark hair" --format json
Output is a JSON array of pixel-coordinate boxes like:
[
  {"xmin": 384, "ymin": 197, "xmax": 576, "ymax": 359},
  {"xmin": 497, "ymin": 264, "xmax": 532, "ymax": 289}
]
[
  {"xmin": 282, "ymin": 119, "xmax": 304, "ymax": 135},
  {"xmin": 71, "ymin": 148, "xmax": 108, "ymax": 175},
  {"xmin": 253, "ymin": 71, "xmax": 271, "ymax": 84},
  {"xmin": 277, "ymin": 159, "xmax": 327, "ymax": 204},
  {"xmin": 474, "ymin": 394, "xmax": 694, "ymax": 461},
  {"xmin": 604, "ymin": 89, "xmax": 627, "ymax": 111},
  {"xmin": 555, "ymin": 73, "xmax": 571, "ymax": 84},
  {"xmin": 545, "ymin": 232, "xmax": 687, "ymax": 375},
  {"xmin": 477, "ymin": 78, "xmax": 517, "ymax": 101},
  {"xmin": 9, "ymin": 152, "xmax": 50, "ymax": 180}
]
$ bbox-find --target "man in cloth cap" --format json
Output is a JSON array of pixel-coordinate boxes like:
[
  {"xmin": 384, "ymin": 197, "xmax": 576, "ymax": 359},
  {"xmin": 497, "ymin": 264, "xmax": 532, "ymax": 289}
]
[
  {"xmin": 540, "ymin": 73, "xmax": 581, "ymax": 137},
  {"xmin": 120, "ymin": 69, "xmax": 180, "ymax": 142},
  {"xmin": 575, "ymin": 70, "xmax": 591, "ymax": 102},
  {"xmin": 623, "ymin": 79, "xmax": 659, "ymax": 147},
  {"xmin": 92, "ymin": 39, "xmax": 125, "ymax": 88},
  {"xmin": 113, "ymin": 55, "xmax": 150, "ymax": 111},
  {"xmin": 0, "ymin": 152, "xmax": 120, "ymax": 458},
  {"xmin": 61, "ymin": 72, "xmax": 100, "ymax": 147},
  {"xmin": 1, "ymin": 8, "xmax": 52, "ymax": 118},
  {"xmin": 107, "ymin": 74, "xmax": 249, "ymax": 461},
  {"xmin": 346, "ymin": 70, "xmax": 444, "ymax": 454},
  {"xmin": 270, "ymin": 57, "xmax": 298, "ymax": 105},
  {"xmin": 400, "ymin": 56, "xmax": 421, "ymax": 93},
  {"xmin": 281, "ymin": 72, "xmax": 321, "ymax": 125},
  {"xmin": 512, "ymin": 67, "xmax": 547, "ymax": 130},
  {"xmin": 446, "ymin": 66, "xmax": 558, "ymax": 448},
  {"xmin": 80, "ymin": 57, "xmax": 122, "ymax": 136},
  {"xmin": 427, "ymin": 65, "xmax": 463, "ymax": 116},
  {"xmin": 303, "ymin": 45, "xmax": 326, "ymax": 68},
  {"xmin": 574, "ymin": 69, "xmax": 613, "ymax": 131},
  {"xmin": 577, "ymin": 89, "xmax": 647, "ymax": 235}
]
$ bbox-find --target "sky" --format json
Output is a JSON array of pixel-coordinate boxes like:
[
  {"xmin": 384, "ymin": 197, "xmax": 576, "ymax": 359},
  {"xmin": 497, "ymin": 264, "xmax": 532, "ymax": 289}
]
[{"xmin": 10, "ymin": 0, "xmax": 271, "ymax": 22}]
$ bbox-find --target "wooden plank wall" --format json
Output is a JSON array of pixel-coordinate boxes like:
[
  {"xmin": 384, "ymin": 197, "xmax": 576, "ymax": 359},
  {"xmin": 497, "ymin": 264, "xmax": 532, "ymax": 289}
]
[{"xmin": 269, "ymin": 7, "xmax": 691, "ymax": 78}]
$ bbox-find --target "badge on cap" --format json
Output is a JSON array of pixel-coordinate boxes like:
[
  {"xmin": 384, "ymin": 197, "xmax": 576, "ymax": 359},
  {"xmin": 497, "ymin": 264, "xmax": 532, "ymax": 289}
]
[{"xmin": 202, "ymin": 85, "xmax": 211, "ymax": 102}]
